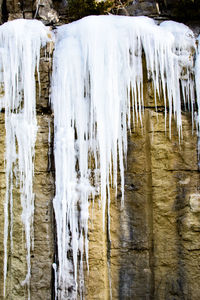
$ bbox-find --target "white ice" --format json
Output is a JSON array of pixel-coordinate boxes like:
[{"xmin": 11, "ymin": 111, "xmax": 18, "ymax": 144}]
[
  {"xmin": 51, "ymin": 15, "xmax": 196, "ymax": 299},
  {"xmin": 0, "ymin": 13, "xmax": 197, "ymax": 300},
  {"xmin": 0, "ymin": 19, "xmax": 50, "ymax": 299}
]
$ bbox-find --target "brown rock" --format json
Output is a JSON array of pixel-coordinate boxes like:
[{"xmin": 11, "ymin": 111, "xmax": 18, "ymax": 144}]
[{"xmin": 189, "ymin": 193, "xmax": 200, "ymax": 213}]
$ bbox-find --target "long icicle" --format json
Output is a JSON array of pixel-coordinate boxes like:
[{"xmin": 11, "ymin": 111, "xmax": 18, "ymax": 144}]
[
  {"xmin": 0, "ymin": 19, "xmax": 50, "ymax": 299},
  {"xmin": 51, "ymin": 15, "xmax": 196, "ymax": 299}
]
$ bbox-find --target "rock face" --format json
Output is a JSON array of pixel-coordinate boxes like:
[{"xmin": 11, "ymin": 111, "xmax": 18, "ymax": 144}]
[
  {"xmin": 0, "ymin": 43, "xmax": 55, "ymax": 300},
  {"xmin": 157, "ymin": 0, "xmax": 200, "ymax": 21},
  {"xmin": 35, "ymin": 0, "xmax": 59, "ymax": 24},
  {"xmin": 117, "ymin": 0, "xmax": 159, "ymax": 17},
  {"xmin": 84, "ymin": 87, "xmax": 200, "ymax": 300},
  {"xmin": 114, "ymin": 0, "xmax": 200, "ymax": 22},
  {"xmin": 0, "ymin": 1, "xmax": 200, "ymax": 300}
]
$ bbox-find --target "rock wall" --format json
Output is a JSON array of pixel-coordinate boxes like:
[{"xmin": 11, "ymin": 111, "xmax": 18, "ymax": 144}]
[
  {"xmin": 0, "ymin": 43, "xmax": 55, "ymax": 300},
  {"xmin": 0, "ymin": 1, "xmax": 200, "ymax": 300},
  {"xmin": 84, "ymin": 84, "xmax": 200, "ymax": 300}
]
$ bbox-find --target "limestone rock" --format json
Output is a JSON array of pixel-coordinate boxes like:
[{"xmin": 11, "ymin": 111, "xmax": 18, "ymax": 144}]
[
  {"xmin": 35, "ymin": 0, "xmax": 59, "ymax": 24},
  {"xmin": 0, "ymin": 7, "xmax": 200, "ymax": 300},
  {"xmin": 117, "ymin": 0, "xmax": 159, "ymax": 17},
  {"xmin": 189, "ymin": 194, "xmax": 200, "ymax": 213}
]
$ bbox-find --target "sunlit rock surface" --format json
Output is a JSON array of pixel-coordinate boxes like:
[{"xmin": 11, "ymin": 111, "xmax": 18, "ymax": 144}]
[{"xmin": 0, "ymin": 7, "xmax": 200, "ymax": 300}]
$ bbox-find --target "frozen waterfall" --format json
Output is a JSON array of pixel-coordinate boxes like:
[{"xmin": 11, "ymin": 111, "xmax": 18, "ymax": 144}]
[
  {"xmin": 0, "ymin": 19, "xmax": 50, "ymax": 299},
  {"xmin": 51, "ymin": 15, "xmax": 196, "ymax": 298},
  {"xmin": 0, "ymin": 14, "xmax": 199, "ymax": 300}
]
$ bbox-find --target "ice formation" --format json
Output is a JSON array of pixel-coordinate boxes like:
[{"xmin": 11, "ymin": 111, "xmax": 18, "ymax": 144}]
[
  {"xmin": 51, "ymin": 15, "xmax": 196, "ymax": 298},
  {"xmin": 0, "ymin": 19, "xmax": 49, "ymax": 299},
  {"xmin": 0, "ymin": 12, "xmax": 199, "ymax": 300},
  {"xmin": 196, "ymin": 36, "xmax": 200, "ymax": 131}
]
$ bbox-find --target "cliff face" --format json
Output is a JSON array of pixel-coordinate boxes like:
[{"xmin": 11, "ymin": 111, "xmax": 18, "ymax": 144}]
[
  {"xmin": 85, "ymin": 86, "xmax": 200, "ymax": 300},
  {"xmin": 0, "ymin": 1, "xmax": 200, "ymax": 300},
  {"xmin": 0, "ymin": 44, "xmax": 55, "ymax": 300}
]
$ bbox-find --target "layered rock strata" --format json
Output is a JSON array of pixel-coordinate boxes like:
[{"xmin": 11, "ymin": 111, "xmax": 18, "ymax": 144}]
[{"xmin": 0, "ymin": 4, "xmax": 200, "ymax": 300}]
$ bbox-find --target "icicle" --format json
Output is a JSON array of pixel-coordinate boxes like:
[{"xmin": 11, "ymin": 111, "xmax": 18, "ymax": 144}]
[
  {"xmin": 48, "ymin": 119, "xmax": 52, "ymax": 171},
  {"xmin": 195, "ymin": 36, "xmax": 200, "ymax": 133},
  {"xmin": 160, "ymin": 20, "xmax": 196, "ymax": 137},
  {"xmin": 0, "ymin": 19, "xmax": 50, "ymax": 299},
  {"xmin": 53, "ymin": 263, "xmax": 58, "ymax": 300},
  {"xmin": 51, "ymin": 15, "xmax": 196, "ymax": 298}
]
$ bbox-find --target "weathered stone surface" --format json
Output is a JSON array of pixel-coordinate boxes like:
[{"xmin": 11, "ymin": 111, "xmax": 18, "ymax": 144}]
[
  {"xmin": 157, "ymin": 0, "xmax": 200, "ymax": 21},
  {"xmin": 83, "ymin": 78, "xmax": 200, "ymax": 299},
  {"xmin": 1, "ymin": 57, "xmax": 200, "ymax": 299},
  {"xmin": 0, "ymin": 43, "xmax": 54, "ymax": 299},
  {"xmin": 6, "ymin": 0, "xmax": 22, "ymax": 14},
  {"xmin": 1, "ymin": 4, "xmax": 200, "ymax": 299},
  {"xmin": 149, "ymin": 111, "xmax": 200, "ymax": 300},
  {"xmin": 118, "ymin": 0, "xmax": 159, "ymax": 17},
  {"xmin": 189, "ymin": 193, "xmax": 200, "ymax": 213},
  {"xmin": 35, "ymin": 0, "xmax": 59, "ymax": 24},
  {"xmin": 0, "ymin": 114, "xmax": 54, "ymax": 299}
]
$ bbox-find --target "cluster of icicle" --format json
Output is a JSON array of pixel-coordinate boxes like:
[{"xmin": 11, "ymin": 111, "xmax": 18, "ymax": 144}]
[
  {"xmin": 51, "ymin": 15, "xmax": 197, "ymax": 299},
  {"xmin": 0, "ymin": 19, "xmax": 50, "ymax": 299},
  {"xmin": 1, "ymin": 14, "xmax": 200, "ymax": 300}
]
